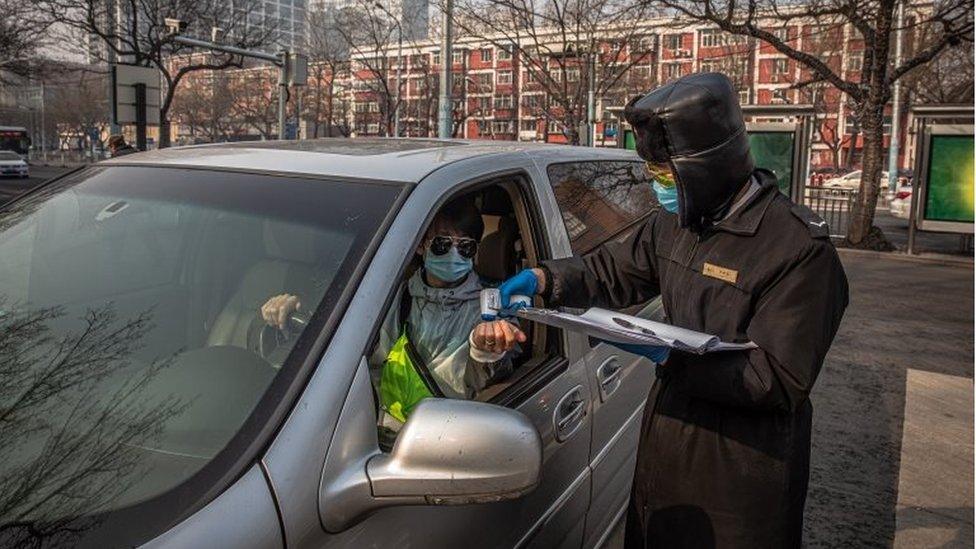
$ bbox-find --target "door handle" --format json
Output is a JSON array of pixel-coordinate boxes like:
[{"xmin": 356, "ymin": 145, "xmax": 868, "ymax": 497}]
[
  {"xmin": 553, "ymin": 385, "xmax": 586, "ymax": 442},
  {"xmin": 597, "ymin": 356, "xmax": 623, "ymax": 401}
]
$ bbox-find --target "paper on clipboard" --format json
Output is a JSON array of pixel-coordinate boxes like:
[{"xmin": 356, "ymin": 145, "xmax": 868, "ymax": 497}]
[{"xmin": 514, "ymin": 306, "xmax": 756, "ymax": 354}]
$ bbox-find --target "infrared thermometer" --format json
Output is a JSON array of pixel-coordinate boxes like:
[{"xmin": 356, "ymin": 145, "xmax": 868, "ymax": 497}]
[{"xmin": 480, "ymin": 289, "xmax": 532, "ymax": 321}]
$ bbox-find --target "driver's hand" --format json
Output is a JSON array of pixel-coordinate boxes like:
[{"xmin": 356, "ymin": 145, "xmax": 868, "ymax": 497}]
[
  {"xmin": 261, "ymin": 294, "xmax": 301, "ymax": 330},
  {"xmin": 472, "ymin": 320, "xmax": 526, "ymax": 354}
]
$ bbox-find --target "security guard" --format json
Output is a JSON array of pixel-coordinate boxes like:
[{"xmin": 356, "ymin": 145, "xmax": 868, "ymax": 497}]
[{"xmin": 497, "ymin": 72, "xmax": 849, "ymax": 547}]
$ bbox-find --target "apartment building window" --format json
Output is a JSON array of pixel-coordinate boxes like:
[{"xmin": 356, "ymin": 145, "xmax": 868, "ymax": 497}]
[
  {"xmin": 630, "ymin": 35, "xmax": 656, "ymax": 54},
  {"xmin": 522, "ymin": 94, "xmax": 542, "ymax": 110},
  {"xmin": 367, "ymin": 123, "xmax": 380, "ymax": 134},
  {"xmin": 738, "ymin": 89, "xmax": 750, "ymax": 104},
  {"xmin": 432, "ymin": 51, "xmax": 441, "ymax": 64},
  {"xmin": 475, "ymin": 73, "xmax": 493, "ymax": 87},
  {"xmin": 494, "ymin": 95, "xmax": 514, "ymax": 109},
  {"xmin": 497, "ymin": 46, "xmax": 512, "ymax": 60},
  {"xmin": 664, "ymin": 63, "xmax": 683, "ymax": 80},
  {"xmin": 632, "ymin": 65, "xmax": 653, "ymax": 80},
  {"xmin": 771, "ymin": 27, "xmax": 789, "ymax": 42},
  {"xmin": 700, "ymin": 29, "xmax": 723, "ymax": 48},
  {"xmin": 772, "ymin": 58, "xmax": 789, "ymax": 74},
  {"xmin": 846, "ymin": 56, "xmax": 863, "ymax": 71},
  {"xmin": 492, "ymin": 120, "xmax": 513, "ymax": 133},
  {"xmin": 523, "ymin": 70, "xmax": 537, "ymax": 84},
  {"xmin": 452, "ymin": 50, "xmax": 465, "ymax": 64},
  {"xmin": 452, "ymin": 99, "xmax": 463, "ymax": 111},
  {"xmin": 663, "ymin": 34, "xmax": 682, "ymax": 51},
  {"xmin": 497, "ymin": 71, "xmax": 513, "ymax": 85},
  {"xmin": 520, "ymin": 119, "xmax": 537, "ymax": 132},
  {"xmin": 478, "ymin": 120, "xmax": 491, "ymax": 133},
  {"xmin": 369, "ymin": 102, "xmax": 379, "ymax": 113},
  {"xmin": 565, "ymin": 68, "xmax": 580, "ymax": 82},
  {"xmin": 355, "ymin": 102, "xmax": 369, "ymax": 113},
  {"xmin": 480, "ymin": 48, "xmax": 493, "ymax": 62}
]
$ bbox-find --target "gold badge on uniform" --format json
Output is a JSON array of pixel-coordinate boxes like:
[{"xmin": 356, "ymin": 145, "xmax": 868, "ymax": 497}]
[{"xmin": 702, "ymin": 262, "xmax": 738, "ymax": 284}]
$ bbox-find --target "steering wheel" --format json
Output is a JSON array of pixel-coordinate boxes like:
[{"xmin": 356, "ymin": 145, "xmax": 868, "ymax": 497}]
[{"xmin": 258, "ymin": 313, "xmax": 308, "ymax": 362}]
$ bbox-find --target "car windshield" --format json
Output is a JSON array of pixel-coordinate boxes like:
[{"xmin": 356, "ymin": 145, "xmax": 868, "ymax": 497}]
[
  {"xmin": 0, "ymin": 166, "xmax": 403, "ymax": 546},
  {"xmin": 0, "ymin": 151, "xmax": 21, "ymax": 160}
]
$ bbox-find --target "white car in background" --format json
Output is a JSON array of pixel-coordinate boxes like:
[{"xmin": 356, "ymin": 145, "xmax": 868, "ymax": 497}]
[
  {"xmin": 822, "ymin": 170, "xmax": 889, "ymax": 192},
  {"xmin": 888, "ymin": 184, "xmax": 913, "ymax": 219},
  {"xmin": 0, "ymin": 150, "xmax": 28, "ymax": 178}
]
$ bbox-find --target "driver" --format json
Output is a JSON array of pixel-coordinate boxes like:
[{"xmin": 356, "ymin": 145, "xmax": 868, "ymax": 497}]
[{"xmin": 260, "ymin": 196, "xmax": 525, "ymax": 431}]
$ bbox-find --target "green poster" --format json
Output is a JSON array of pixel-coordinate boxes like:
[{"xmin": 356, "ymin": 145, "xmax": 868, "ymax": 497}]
[
  {"xmin": 623, "ymin": 129, "xmax": 636, "ymax": 151},
  {"xmin": 748, "ymin": 131, "xmax": 795, "ymax": 196},
  {"xmin": 924, "ymin": 135, "xmax": 974, "ymax": 223}
]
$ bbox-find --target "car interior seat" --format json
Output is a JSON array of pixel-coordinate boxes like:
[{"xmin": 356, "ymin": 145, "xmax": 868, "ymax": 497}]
[
  {"xmin": 206, "ymin": 220, "xmax": 319, "ymax": 352},
  {"xmin": 475, "ymin": 186, "xmax": 522, "ymax": 283}
]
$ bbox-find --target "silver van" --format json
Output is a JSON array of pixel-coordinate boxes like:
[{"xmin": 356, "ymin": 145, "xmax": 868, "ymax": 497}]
[{"xmin": 0, "ymin": 139, "xmax": 661, "ymax": 548}]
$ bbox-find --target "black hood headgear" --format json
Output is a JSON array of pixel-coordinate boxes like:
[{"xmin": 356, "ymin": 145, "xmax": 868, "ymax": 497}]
[{"xmin": 624, "ymin": 72, "xmax": 755, "ymax": 231}]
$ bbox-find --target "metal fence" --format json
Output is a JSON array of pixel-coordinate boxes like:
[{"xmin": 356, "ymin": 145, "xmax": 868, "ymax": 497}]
[{"xmin": 802, "ymin": 187, "xmax": 858, "ymax": 238}]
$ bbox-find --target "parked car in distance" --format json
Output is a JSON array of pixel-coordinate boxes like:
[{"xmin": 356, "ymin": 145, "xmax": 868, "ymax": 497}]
[
  {"xmin": 808, "ymin": 167, "xmax": 851, "ymax": 187},
  {"xmin": 0, "ymin": 150, "xmax": 28, "ymax": 178},
  {"xmin": 822, "ymin": 169, "xmax": 890, "ymax": 192},
  {"xmin": 0, "ymin": 138, "xmax": 661, "ymax": 548}
]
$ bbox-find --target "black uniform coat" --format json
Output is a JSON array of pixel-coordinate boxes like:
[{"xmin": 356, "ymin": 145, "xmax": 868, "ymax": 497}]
[{"xmin": 542, "ymin": 170, "xmax": 849, "ymax": 548}]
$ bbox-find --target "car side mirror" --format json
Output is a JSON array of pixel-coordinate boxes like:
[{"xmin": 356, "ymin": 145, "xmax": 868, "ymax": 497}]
[
  {"xmin": 367, "ymin": 398, "xmax": 542, "ymax": 504},
  {"xmin": 319, "ymin": 396, "xmax": 542, "ymax": 532}
]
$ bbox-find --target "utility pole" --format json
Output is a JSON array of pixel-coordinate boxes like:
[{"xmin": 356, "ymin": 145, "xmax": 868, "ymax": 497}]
[
  {"xmin": 887, "ymin": 0, "xmax": 905, "ymax": 194},
  {"xmin": 278, "ymin": 49, "xmax": 289, "ymax": 139},
  {"xmin": 438, "ymin": 0, "xmax": 453, "ymax": 138},
  {"xmin": 586, "ymin": 38, "xmax": 596, "ymax": 147}
]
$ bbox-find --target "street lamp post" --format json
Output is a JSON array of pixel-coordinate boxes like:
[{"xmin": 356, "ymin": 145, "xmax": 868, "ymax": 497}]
[
  {"xmin": 438, "ymin": 0, "xmax": 453, "ymax": 138},
  {"xmin": 375, "ymin": 3, "xmax": 403, "ymax": 137}
]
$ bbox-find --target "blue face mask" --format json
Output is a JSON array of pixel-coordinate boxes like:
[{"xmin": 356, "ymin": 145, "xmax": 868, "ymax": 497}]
[
  {"xmin": 424, "ymin": 246, "xmax": 473, "ymax": 283},
  {"xmin": 652, "ymin": 180, "xmax": 680, "ymax": 214}
]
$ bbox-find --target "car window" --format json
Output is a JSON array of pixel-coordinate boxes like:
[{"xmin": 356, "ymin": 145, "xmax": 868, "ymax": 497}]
[
  {"xmin": 547, "ymin": 161, "xmax": 658, "ymax": 255},
  {"xmin": 367, "ymin": 182, "xmax": 567, "ymax": 448},
  {"xmin": 0, "ymin": 151, "xmax": 21, "ymax": 160},
  {"xmin": 0, "ymin": 166, "xmax": 403, "ymax": 547}
]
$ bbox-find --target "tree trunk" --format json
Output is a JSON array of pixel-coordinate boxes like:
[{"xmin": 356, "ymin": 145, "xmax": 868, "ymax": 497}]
[
  {"xmin": 847, "ymin": 101, "xmax": 885, "ymax": 245},
  {"xmin": 159, "ymin": 119, "xmax": 171, "ymax": 148}
]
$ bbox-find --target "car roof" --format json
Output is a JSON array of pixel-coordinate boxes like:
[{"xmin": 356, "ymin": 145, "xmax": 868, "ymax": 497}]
[{"xmin": 102, "ymin": 138, "xmax": 639, "ymax": 183}]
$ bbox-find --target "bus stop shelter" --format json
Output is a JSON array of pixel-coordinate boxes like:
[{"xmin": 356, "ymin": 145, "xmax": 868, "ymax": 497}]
[{"xmin": 905, "ymin": 104, "xmax": 974, "ymax": 254}]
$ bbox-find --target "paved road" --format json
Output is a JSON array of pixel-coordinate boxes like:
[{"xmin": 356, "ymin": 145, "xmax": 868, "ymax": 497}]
[
  {"xmin": 0, "ymin": 165, "xmax": 75, "ymax": 202},
  {"xmin": 805, "ymin": 251, "xmax": 973, "ymax": 547}
]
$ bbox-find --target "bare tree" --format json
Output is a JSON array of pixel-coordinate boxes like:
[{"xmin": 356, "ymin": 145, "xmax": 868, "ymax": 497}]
[
  {"xmin": 453, "ymin": 0, "xmax": 660, "ymax": 144},
  {"xmin": 640, "ymin": 0, "xmax": 973, "ymax": 247},
  {"xmin": 169, "ymin": 70, "xmax": 242, "ymax": 143},
  {"xmin": 41, "ymin": 0, "xmax": 280, "ymax": 148},
  {"xmin": 304, "ymin": 8, "xmax": 353, "ymax": 138},
  {"xmin": 902, "ymin": 37, "xmax": 974, "ymax": 104},
  {"xmin": 228, "ymin": 67, "xmax": 281, "ymax": 139},
  {"xmin": 0, "ymin": 1, "xmax": 54, "ymax": 81},
  {"xmin": 45, "ymin": 69, "xmax": 112, "ymax": 153},
  {"xmin": 332, "ymin": 1, "xmax": 402, "ymax": 136}
]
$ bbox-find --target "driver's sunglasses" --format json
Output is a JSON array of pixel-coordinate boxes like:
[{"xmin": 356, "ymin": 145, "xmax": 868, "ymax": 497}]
[{"xmin": 429, "ymin": 235, "xmax": 479, "ymax": 259}]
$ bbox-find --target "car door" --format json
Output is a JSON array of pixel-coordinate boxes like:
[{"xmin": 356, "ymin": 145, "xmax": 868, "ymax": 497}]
[
  {"xmin": 278, "ymin": 161, "xmax": 594, "ymax": 549},
  {"xmin": 542, "ymin": 159, "xmax": 661, "ymax": 547}
]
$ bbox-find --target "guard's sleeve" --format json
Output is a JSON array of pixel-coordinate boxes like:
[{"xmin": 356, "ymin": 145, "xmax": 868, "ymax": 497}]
[
  {"xmin": 670, "ymin": 240, "xmax": 849, "ymax": 412},
  {"xmin": 541, "ymin": 214, "xmax": 661, "ymax": 310}
]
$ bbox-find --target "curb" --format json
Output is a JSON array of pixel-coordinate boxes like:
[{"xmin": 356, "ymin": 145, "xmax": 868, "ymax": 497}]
[{"xmin": 837, "ymin": 247, "xmax": 974, "ymax": 268}]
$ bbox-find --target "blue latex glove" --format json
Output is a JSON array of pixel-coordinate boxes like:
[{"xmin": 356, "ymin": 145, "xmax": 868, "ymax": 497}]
[
  {"xmin": 598, "ymin": 340, "xmax": 670, "ymax": 364},
  {"xmin": 498, "ymin": 269, "xmax": 539, "ymax": 314}
]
